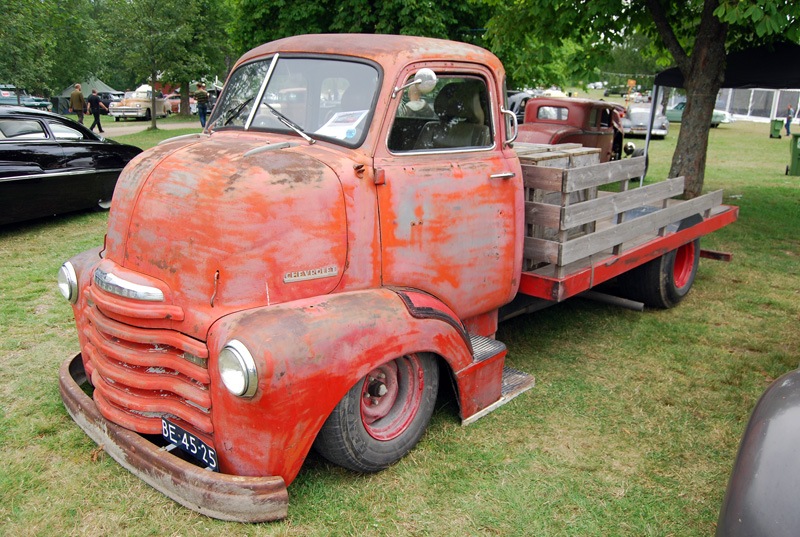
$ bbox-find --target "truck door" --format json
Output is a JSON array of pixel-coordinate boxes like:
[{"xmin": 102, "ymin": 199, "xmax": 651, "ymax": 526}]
[{"xmin": 374, "ymin": 70, "xmax": 522, "ymax": 320}]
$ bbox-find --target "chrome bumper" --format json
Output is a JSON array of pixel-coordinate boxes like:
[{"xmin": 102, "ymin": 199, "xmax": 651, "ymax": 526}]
[{"xmin": 59, "ymin": 353, "xmax": 289, "ymax": 522}]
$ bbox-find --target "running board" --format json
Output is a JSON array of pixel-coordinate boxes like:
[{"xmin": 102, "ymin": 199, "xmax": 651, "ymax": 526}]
[{"xmin": 461, "ymin": 365, "xmax": 536, "ymax": 426}]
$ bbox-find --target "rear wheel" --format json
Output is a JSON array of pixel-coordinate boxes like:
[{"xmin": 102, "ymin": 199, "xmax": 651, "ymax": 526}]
[
  {"xmin": 619, "ymin": 239, "xmax": 700, "ymax": 308},
  {"xmin": 314, "ymin": 353, "xmax": 439, "ymax": 473}
]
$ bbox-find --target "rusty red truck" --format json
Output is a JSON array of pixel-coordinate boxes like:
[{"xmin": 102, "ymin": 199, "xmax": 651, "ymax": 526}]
[{"xmin": 57, "ymin": 34, "xmax": 738, "ymax": 522}]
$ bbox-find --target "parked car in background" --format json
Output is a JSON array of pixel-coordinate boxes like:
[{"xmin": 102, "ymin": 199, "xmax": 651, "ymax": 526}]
[
  {"xmin": 0, "ymin": 106, "xmax": 142, "ymax": 225},
  {"xmin": 666, "ymin": 101, "xmax": 727, "ymax": 127},
  {"xmin": 165, "ymin": 93, "xmax": 197, "ymax": 115},
  {"xmin": 516, "ymin": 97, "xmax": 625, "ymax": 162},
  {"xmin": 0, "ymin": 85, "xmax": 52, "ymax": 111},
  {"xmin": 506, "ymin": 90, "xmax": 532, "ymax": 124},
  {"xmin": 97, "ymin": 92, "xmax": 122, "ymax": 115},
  {"xmin": 108, "ymin": 85, "xmax": 169, "ymax": 121},
  {"xmin": 622, "ymin": 107, "xmax": 669, "ymax": 138},
  {"xmin": 604, "ymin": 84, "xmax": 629, "ymax": 97}
]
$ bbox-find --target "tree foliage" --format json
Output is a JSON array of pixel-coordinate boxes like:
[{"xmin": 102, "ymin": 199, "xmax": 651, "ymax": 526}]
[
  {"xmin": 229, "ymin": 0, "xmax": 491, "ymax": 56},
  {"xmin": 487, "ymin": 0, "xmax": 799, "ymax": 197},
  {"xmin": 0, "ymin": 0, "xmax": 57, "ymax": 97}
]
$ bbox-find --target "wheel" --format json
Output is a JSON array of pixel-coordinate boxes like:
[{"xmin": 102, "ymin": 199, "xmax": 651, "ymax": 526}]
[
  {"xmin": 619, "ymin": 238, "xmax": 701, "ymax": 308},
  {"xmin": 145, "ymin": 109, "xmax": 151, "ymax": 121},
  {"xmin": 114, "ymin": 117, "xmax": 120, "ymax": 122},
  {"xmin": 313, "ymin": 353, "xmax": 439, "ymax": 473}
]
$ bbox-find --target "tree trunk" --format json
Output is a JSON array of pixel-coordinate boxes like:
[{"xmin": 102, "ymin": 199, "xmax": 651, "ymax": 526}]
[
  {"xmin": 150, "ymin": 69, "xmax": 158, "ymax": 130},
  {"xmin": 180, "ymin": 79, "xmax": 190, "ymax": 116},
  {"xmin": 647, "ymin": 0, "xmax": 728, "ymax": 199},
  {"xmin": 666, "ymin": 6, "xmax": 727, "ymax": 198}
]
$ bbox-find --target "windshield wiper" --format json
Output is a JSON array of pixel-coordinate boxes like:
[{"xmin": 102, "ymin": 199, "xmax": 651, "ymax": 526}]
[
  {"xmin": 223, "ymin": 97, "xmax": 254, "ymax": 126},
  {"xmin": 262, "ymin": 102, "xmax": 315, "ymax": 145}
]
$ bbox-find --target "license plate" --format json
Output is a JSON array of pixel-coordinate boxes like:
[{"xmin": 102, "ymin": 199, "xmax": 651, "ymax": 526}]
[{"xmin": 161, "ymin": 418, "xmax": 219, "ymax": 472}]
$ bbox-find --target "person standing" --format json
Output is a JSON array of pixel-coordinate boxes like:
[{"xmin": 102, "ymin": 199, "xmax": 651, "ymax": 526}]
[
  {"xmin": 786, "ymin": 105, "xmax": 795, "ymax": 136},
  {"xmin": 87, "ymin": 89, "xmax": 108, "ymax": 133},
  {"xmin": 195, "ymin": 83, "xmax": 209, "ymax": 128},
  {"xmin": 69, "ymin": 84, "xmax": 87, "ymax": 125}
]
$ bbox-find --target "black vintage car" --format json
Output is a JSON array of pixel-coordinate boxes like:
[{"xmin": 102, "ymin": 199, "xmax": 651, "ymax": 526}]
[{"xmin": 0, "ymin": 106, "xmax": 142, "ymax": 225}]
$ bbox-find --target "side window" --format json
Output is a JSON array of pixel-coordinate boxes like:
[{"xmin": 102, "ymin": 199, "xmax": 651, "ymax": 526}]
[
  {"xmin": 589, "ymin": 108, "xmax": 598, "ymax": 127},
  {"xmin": 600, "ymin": 108, "xmax": 612, "ymax": 128},
  {"xmin": 388, "ymin": 75, "xmax": 493, "ymax": 152},
  {"xmin": 537, "ymin": 106, "xmax": 569, "ymax": 121},
  {"xmin": 49, "ymin": 122, "xmax": 85, "ymax": 141},
  {"xmin": 0, "ymin": 119, "xmax": 47, "ymax": 140}
]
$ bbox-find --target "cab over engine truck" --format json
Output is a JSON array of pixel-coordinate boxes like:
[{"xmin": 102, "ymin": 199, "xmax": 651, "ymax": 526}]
[{"xmin": 57, "ymin": 34, "xmax": 738, "ymax": 522}]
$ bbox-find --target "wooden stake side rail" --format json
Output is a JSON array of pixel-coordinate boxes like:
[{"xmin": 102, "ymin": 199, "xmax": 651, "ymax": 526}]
[
  {"xmin": 511, "ymin": 142, "xmax": 738, "ymax": 302},
  {"xmin": 518, "ymin": 204, "xmax": 739, "ymax": 302}
]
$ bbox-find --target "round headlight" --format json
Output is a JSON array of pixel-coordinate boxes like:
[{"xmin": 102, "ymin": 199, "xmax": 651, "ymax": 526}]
[
  {"xmin": 58, "ymin": 262, "xmax": 79, "ymax": 304},
  {"xmin": 218, "ymin": 340, "xmax": 258, "ymax": 397}
]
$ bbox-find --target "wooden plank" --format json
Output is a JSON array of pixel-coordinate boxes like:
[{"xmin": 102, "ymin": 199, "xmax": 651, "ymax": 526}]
[
  {"xmin": 525, "ymin": 201, "xmax": 562, "ymax": 229},
  {"xmin": 523, "ymin": 237, "xmax": 560, "ymax": 264},
  {"xmin": 563, "ymin": 157, "xmax": 646, "ymax": 192},
  {"xmin": 521, "ymin": 164, "xmax": 564, "ymax": 191},
  {"xmin": 562, "ymin": 177, "xmax": 685, "ymax": 229},
  {"xmin": 514, "ymin": 142, "xmax": 584, "ymax": 155},
  {"xmin": 559, "ymin": 190, "xmax": 724, "ymax": 265}
]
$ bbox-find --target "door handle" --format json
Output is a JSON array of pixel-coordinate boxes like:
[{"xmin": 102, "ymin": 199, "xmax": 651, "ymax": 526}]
[{"xmin": 489, "ymin": 172, "xmax": 516, "ymax": 179}]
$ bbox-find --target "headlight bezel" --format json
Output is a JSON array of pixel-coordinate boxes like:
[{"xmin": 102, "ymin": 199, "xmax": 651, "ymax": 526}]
[
  {"xmin": 58, "ymin": 261, "xmax": 79, "ymax": 304},
  {"xmin": 218, "ymin": 339, "xmax": 258, "ymax": 398}
]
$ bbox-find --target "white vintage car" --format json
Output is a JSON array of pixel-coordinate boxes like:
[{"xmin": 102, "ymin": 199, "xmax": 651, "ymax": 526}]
[{"xmin": 108, "ymin": 84, "xmax": 169, "ymax": 121}]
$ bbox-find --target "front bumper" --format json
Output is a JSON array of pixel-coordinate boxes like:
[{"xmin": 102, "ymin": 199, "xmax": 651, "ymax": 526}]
[
  {"xmin": 59, "ymin": 353, "xmax": 289, "ymax": 522},
  {"xmin": 109, "ymin": 109, "xmax": 147, "ymax": 118}
]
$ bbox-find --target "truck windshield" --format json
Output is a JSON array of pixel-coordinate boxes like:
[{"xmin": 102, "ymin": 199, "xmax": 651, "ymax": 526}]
[{"xmin": 207, "ymin": 56, "xmax": 380, "ymax": 147}]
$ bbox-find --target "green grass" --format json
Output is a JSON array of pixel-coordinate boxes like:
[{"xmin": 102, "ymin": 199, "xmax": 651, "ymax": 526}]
[{"xmin": 1, "ymin": 121, "xmax": 798, "ymax": 536}]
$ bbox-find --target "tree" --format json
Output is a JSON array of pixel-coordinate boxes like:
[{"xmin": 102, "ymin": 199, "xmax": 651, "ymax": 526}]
[
  {"xmin": 106, "ymin": 0, "xmax": 193, "ymax": 129},
  {"xmin": 160, "ymin": 0, "xmax": 233, "ymax": 115},
  {"xmin": 0, "ymin": 0, "xmax": 56, "ymax": 98},
  {"xmin": 486, "ymin": 0, "xmax": 800, "ymax": 198},
  {"xmin": 229, "ymin": 0, "xmax": 492, "ymax": 56}
]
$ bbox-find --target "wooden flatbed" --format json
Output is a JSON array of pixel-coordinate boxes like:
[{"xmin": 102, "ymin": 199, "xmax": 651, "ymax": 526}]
[{"xmin": 513, "ymin": 142, "xmax": 739, "ymax": 302}]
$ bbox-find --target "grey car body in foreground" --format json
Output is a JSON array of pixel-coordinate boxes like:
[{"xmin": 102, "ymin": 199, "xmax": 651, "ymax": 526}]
[
  {"xmin": 716, "ymin": 368, "xmax": 800, "ymax": 537},
  {"xmin": 0, "ymin": 106, "xmax": 141, "ymax": 225}
]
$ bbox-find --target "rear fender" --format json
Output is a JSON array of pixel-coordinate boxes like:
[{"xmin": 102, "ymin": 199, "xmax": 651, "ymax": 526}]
[{"xmin": 206, "ymin": 288, "xmax": 473, "ymax": 483}]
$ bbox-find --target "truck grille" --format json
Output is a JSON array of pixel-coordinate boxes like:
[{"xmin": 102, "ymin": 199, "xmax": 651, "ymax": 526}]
[{"xmin": 82, "ymin": 287, "xmax": 213, "ymax": 440}]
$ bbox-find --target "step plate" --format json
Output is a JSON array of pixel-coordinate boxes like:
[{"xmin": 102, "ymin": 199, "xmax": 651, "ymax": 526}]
[
  {"xmin": 461, "ymin": 366, "xmax": 535, "ymax": 426},
  {"xmin": 470, "ymin": 334, "xmax": 507, "ymax": 363}
]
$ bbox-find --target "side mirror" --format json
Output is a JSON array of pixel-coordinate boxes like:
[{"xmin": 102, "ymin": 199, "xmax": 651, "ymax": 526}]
[
  {"xmin": 414, "ymin": 68, "xmax": 437, "ymax": 94},
  {"xmin": 392, "ymin": 69, "xmax": 438, "ymax": 98}
]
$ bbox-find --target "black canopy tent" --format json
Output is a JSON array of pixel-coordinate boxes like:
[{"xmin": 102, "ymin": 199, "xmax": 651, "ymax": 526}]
[{"xmin": 641, "ymin": 41, "xmax": 800, "ymax": 180}]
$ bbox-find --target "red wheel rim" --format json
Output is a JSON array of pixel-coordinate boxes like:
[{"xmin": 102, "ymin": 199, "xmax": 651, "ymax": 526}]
[
  {"xmin": 360, "ymin": 354, "xmax": 424, "ymax": 441},
  {"xmin": 673, "ymin": 241, "xmax": 695, "ymax": 288}
]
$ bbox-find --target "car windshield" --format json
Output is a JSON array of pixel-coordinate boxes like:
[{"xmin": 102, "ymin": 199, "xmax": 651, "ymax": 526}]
[{"xmin": 207, "ymin": 56, "xmax": 380, "ymax": 146}]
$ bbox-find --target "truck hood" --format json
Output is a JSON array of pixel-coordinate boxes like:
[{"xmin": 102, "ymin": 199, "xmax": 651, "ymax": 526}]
[{"xmin": 104, "ymin": 133, "xmax": 348, "ymax": 332}]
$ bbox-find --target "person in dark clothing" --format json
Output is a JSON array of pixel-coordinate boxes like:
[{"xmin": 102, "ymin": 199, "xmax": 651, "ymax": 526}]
[
  {"xmin": 195, "ymin": 83, "xmax": 210, "ymax": 128},
  {"xmin": 87, "ymin": 89, "xmax": 108, "ymax": 133},
  {"xmin": 69, "ymin": 84, "xmax": 87, "ymax": 125}
]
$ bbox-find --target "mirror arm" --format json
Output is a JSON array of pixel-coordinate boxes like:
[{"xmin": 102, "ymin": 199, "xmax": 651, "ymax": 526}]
[{"xmin": 392, "ymin": 80, "xmax": 420, "ymax": 99}]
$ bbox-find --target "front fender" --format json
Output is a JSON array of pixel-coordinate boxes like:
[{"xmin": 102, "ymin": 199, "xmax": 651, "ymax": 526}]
[
  {"xmin": 716, "ymin": 368, "xmax": 800, "ymax": 537},
  {"xmin": 206, "ymin": 288, "xmax": 473, "ymax": 484}
]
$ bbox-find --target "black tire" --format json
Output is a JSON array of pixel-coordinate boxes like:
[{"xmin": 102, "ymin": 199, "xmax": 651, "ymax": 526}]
[
  {"xmin": 314, "ymin": 353, "xmax": 439, "ymax": 473},
  {"xmin": 145, "ymin": 109, "xmax": 151, "ymax": 121},
  {"xmin": 619, "ymin": 238, "xmax": 701, "ymax": 308}
]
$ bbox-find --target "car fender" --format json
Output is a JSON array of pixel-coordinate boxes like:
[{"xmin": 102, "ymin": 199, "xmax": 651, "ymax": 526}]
[
  {"xmin": 716, "ymin": 368, "xmax": 800, "ymax": 537},
  {"xmin": 206, "ymin": 287, "xmax": 473, "ymax": 483}
]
